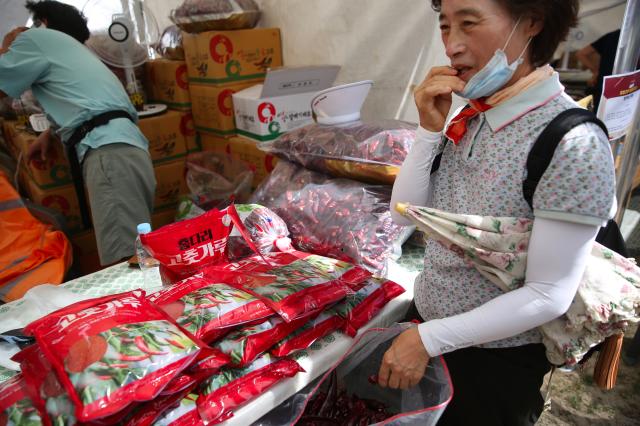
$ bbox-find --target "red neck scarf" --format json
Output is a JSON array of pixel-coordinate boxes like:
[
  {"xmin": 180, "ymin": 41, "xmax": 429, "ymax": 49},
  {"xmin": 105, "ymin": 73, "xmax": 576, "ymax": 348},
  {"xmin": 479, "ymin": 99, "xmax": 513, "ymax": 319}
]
[{"xmin": 444, "ymin": 98, "xmax": 492, "ymax": 145}]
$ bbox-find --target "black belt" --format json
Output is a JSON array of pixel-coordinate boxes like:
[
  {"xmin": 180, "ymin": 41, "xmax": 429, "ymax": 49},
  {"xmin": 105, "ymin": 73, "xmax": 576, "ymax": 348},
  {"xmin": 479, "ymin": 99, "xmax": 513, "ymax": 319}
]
[{"xmin": 64, "ymin": 110, "xmax": 134, "ymax": 229}]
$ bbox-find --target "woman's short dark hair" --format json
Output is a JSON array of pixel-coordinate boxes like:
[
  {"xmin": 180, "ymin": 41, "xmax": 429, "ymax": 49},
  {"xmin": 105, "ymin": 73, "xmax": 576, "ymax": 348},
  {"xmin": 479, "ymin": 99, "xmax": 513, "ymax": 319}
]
[
  {"xmin": 430, "ymin": 0, "xmax": 579, "ymax": 67},
  {"xmin": 25, "ymin": 0, "xmax": 90, "ymax": 44}
]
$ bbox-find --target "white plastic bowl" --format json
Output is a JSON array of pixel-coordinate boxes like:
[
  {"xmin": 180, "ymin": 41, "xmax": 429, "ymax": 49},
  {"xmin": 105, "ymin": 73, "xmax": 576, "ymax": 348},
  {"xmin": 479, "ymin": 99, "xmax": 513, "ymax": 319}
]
[{"xmin": 311, "ymin": 80, "xmax": 373, "ymax": 125}]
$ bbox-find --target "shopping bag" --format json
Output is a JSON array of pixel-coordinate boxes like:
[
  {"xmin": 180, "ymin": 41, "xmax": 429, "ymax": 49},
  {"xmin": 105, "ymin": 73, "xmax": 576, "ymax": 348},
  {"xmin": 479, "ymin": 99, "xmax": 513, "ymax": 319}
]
[{"xmin": 257, "ymin": 323, "xmax": 452, "ymax": 425}]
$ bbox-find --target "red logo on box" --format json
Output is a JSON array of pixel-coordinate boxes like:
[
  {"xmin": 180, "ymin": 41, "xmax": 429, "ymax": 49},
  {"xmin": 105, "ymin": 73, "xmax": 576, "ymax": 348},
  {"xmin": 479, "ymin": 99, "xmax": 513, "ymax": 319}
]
[
  {"xmin": 257, "ymin": 102, "xmax": 276, "ymax": 123},
  {"xmin": 218, "ymin": 89, "xmax": 235, "ymax": 116},
  {"xmin": 209, "ymin": 35, "xmax": 233, "ymax": 64},
  {"xmin": 180, "ymin": 113, "xmax": 195, "ymax": 137},
  {"xmin": 175, "ymin": 65, "xmax": 188, "ymax": 90}
]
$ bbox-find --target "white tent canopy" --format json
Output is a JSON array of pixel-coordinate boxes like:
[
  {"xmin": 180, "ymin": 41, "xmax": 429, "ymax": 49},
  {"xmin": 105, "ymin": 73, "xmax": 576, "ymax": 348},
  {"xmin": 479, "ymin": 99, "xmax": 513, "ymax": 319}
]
[
  {"xmin": 147, "ymin": 0, "xmax": 627, "ymax": 123},
  {"xmin": 0, "ymin": 0, "xmax": 628, "ymax": 122}
]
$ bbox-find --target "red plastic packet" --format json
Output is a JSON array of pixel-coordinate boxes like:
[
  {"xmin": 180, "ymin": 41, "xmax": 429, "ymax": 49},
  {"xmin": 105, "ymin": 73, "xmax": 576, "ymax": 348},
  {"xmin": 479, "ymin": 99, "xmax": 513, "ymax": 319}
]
[
  {"xmin": 0, "ymin": 374, "xmax": 45, "ymax": 426},
  {"xmin": 270, "ymin": 311, "xmax": 344, "ymax": 357},
  {"xmin": 146, "ymin": 392, "xmax": 202, "ymax": 426},
  {"xmin": 140, "ymin": 206, "xmax": 239, "ymax": 283},
  {"xmin": 149, "ymin": 274, "xmax": 274, "ymax": 343},
  {"xmin": 189, "ymin": 349, "xmax": 233, "ymax": 379},
  {"xmin": 214, "ymin": 315, "xmax": 310, "ymax": 366},
  {"xmin": 23, "ymin": 291, "xmax": 203, "ymax": 422},
  {"xmin": 227, "ymin": 204, "xmax": 291, "ymax": 260},
  {"xmin": 125, "ymin": 381, "xmax": 199, "ymax": 426},
  {"xmin": 333, "ymin": 278, "xmax": 405, "ymax": 337},
  {"xmin": 206, "ymin": 251, "xmax": 370, "ymax": 322},
  {"xmin": 13, "ymin": 344, "xmax": 78, "ymax": 426},
  {"xmin": 196, "ymin": 354, "xmax": 304, "ymax": 424},
  {"xmin": 159, "ymin": 373, "xmax": 198, "ymax": 397}
]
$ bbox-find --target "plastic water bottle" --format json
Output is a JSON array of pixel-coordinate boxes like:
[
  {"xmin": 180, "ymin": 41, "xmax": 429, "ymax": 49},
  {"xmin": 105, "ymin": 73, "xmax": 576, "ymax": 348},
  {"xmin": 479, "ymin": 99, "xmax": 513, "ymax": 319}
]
[{"xmin": 135, "ymin": 223, "xmax": 162, "ymax": 287}]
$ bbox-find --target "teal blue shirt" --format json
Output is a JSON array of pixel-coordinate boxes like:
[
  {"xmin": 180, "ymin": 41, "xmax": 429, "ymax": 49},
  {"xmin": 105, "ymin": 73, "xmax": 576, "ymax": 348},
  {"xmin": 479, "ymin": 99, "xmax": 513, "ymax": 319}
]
[{"xmin": 0, "ymin": 28, "xmax": 148, "ymax": 161}]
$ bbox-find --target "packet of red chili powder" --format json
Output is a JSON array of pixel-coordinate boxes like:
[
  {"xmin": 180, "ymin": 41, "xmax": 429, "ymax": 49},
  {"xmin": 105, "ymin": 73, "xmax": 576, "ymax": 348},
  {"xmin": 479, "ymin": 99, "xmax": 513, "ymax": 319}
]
[
  {"xmin": 196, "ymin": 354, "xmax": 304, "ymax": 424},
  {"xmin": 213, "ymin": 315, "xmax": 311, "ymax": 366},
  {"xmin": 205, "ymin": 251, "xmax": 371, "ymax": 322},
  {"xmin": 149, "ymin": 273, "xmax": 274, "ymax": 343},
  {"xmin": 151, "ymin": 392, "xmax": 202, "ymax": 426},
  {"xmin": 0, "ymin": 374, "xmax": 45, "ymax": 426},
  {"xmin": 140, "ymin": 204, "xmax": 262, "ymax": 284},
  {"xmin": 23, "ymin": 291, "xmax": 203, "ymax": 422},
  {"xmin": 126, "ymin": 381, "xmax": 199, "ymax": 426},
  {"xmin": 13, "ymin": 344, "xmax": 79, "ymax": 426},
  {"xmin": 333, "ymin": 277, "xmax": 405, "ymax": 337},
  {"xmin": 270, "ymin": 310, "xmax": 345, "ymax": 358}
]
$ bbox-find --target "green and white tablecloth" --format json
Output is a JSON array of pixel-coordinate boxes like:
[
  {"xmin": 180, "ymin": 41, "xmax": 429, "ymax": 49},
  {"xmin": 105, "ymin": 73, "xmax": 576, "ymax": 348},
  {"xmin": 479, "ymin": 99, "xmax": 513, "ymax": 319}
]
[{"xmin": 0, "ymin": 245, "xmax": 426, "ymax": 423}]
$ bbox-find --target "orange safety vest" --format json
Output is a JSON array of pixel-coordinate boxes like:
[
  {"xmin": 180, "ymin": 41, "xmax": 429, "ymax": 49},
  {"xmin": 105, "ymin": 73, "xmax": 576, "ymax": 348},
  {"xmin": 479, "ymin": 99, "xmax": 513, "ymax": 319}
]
[{"xmin": 0, "ymin": 171, "xmax": 71, "ymax": 301}]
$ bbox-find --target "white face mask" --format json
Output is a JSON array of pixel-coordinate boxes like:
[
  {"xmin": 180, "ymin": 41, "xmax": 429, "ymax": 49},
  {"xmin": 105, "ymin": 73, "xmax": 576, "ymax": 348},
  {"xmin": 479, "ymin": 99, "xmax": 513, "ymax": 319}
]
[{"xmin": 456, "ymin": 18, "xmax": 532, "ymax": 100}]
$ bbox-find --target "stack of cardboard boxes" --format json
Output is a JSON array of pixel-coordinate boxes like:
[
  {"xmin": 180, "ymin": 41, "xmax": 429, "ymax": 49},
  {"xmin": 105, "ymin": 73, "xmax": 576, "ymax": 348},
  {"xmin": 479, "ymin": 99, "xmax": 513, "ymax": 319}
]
[
  {"xmin": 179, "ymin": 28, "xmax": 284, "ymax": 188},
  {"xmin": 1, "ymin": 109, "xmax": 191, "ymax": 274}
]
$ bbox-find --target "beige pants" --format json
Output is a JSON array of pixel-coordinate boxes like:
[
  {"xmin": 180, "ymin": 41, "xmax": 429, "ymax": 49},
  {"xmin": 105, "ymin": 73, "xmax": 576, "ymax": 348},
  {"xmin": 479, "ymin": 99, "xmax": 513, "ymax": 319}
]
[{"xmin": 83, "ymin": 143, "xmax": 156, "ymax": 265}]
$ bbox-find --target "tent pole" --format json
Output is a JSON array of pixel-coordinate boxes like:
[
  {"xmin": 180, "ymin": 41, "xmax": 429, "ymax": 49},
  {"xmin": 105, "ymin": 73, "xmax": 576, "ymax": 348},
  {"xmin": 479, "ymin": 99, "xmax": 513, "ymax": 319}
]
[{"xmin": 601, "ymin": 0, "xmax": 640, "ymax": 224}]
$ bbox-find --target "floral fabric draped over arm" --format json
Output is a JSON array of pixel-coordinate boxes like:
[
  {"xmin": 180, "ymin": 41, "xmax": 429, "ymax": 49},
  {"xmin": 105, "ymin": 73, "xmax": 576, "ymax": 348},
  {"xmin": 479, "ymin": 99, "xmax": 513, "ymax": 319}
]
[{"xmin": 398, "ymin": 203, "xmax": 640, "ymax": 366}]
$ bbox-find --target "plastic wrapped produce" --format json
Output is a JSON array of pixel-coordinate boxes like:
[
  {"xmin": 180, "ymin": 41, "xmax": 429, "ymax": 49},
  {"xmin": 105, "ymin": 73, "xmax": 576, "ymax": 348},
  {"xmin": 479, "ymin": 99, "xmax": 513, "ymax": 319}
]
[
  {"xmin": 296, "ymin": 325, "xmax": 452, "ymax": 425},
  {"xmin": 250, "ymin": 161, "xmax": 413, "ymax": 274},
  {"xmin": 227, "ymin": 204, "xmax": 291, "ymax": 260},
  {"xmin": 186, "ymin": 152, "xmax": 253, "ymax": 211},
  {"xmin": 149, "ymin": 273, "xmax": 274, "ymax": 343},
  {"xmin": 22, "ymin": 291, "xmax": 203, "ymax": 422},
  {"xmin": 196, "ymin": 354, "xmax": 303, "ymax": 424},
  {"xmin": 205, "ymin": 251, "xmax": 370, "ymax": 322},
  {"xmin": 0, "ymin": 374, "xmax": 44, "ymax": 426},
  {"xmin": 156, "ymin": 25, "xmax": 185, "ymax": 60},
  {"xmin": 260, "ymin": 120, "xmax": 416, "ymax": 184},
  {"xmin": 171, "ymin": 0, "xmax": 261, "ymax": 33}
]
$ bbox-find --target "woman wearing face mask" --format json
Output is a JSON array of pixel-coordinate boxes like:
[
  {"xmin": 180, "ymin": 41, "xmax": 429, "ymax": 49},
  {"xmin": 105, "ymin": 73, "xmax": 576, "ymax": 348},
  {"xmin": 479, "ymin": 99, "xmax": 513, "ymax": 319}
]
[{"xmin": 380, "ymin": 0, "xmax": 616, "ymax": 424}]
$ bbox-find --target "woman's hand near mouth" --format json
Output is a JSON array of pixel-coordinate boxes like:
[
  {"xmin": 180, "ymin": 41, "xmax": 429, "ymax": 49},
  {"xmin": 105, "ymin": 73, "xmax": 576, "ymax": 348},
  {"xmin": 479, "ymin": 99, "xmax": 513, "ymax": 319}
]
[{"xmin": 414, "ymin": 66, "xmax": 466, "ymax": 132}]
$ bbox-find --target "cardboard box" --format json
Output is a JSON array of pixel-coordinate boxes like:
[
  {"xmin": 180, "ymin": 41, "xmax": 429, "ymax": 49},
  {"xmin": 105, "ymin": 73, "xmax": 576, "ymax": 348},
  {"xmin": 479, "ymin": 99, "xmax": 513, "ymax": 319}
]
[
  {"xmin": 201, "ymin": 134, "xmax": 278, "ymax": 188},
  {"xmin": 139, "ymin": 110, "xmax": 188, "ymax": 164},
  {"xmin": 152, "ymin": 207, "xmax": 177, "ymax": 230},
  {"xmin": 1, "ymin": 120, "xmax": 20, "ymax": 157},
  {"xmin": 145, "ymin": 59, "xmax": 192, "ymax": 111},
  {"xmin": 154, "ymin": 159, "xmax": 188, "ymax": 210},
  {"xmin": 20, "ymin": 173, "xmax": 83, "ymax": 234},
  {"xmin": 20, "ymin": 158, "xmax": 187, "ymax": 234},
  {"xmin": 190, "ymin": 82, "xmax": 255, "ymax": 137},
  {"xmin": 70, "ymin": 229, "xmax": 97, "ymax": 257},
  {"xmin": 233, "ymin": 66, "xmax": 339, "ymax": 142},
  {"xmin": 182, "ymin": 28, "xmax": 282, "ymax": 85},
  {"xmin": 11, "ymin": 125, "xmax": 72, "ymax": 188}
]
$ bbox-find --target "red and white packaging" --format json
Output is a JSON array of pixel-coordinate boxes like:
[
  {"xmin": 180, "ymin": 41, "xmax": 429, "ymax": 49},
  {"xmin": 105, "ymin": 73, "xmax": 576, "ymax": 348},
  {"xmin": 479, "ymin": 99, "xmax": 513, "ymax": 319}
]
[
  {"xmin": 149, "ymin": 274, "xmax": 274, "ymax": 343},
  {"xmin": 270, "ymin": 310, "xmax": 344, "ymax": 357},
  {"xmin": 125, "ymin": 381, "xmax": 199, "ymax": 426},
  {"xmin": 205, "ymin": 251, "xmax": 370, "ymax": 322},
  {"xmin": 0, "ymin": 374, "xmax": 45, "ymax": 426},
  {"xmin": 196, "ymin": 354, "xmax": 304, "ymax": 424},
  {"xmin": 213, "ymin": 315, "xmax": 311, "ymax": 366},
  {"xmin": 333, "ymin": 278, "xmax": 405, "ymax": 337},
  {"xmin": 140, "ymin": 205, "xmax": 257, "ymax": 283},
  {"xmin": 23, "ymin": 291, "xmax": 203, "ymax": 422}
]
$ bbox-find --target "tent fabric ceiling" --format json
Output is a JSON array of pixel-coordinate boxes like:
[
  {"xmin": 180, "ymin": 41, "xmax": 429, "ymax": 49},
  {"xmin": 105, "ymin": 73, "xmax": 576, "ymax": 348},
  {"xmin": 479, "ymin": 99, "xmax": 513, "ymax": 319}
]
[
  {"xmin": 0, "ymin": 0, "xmax": 627, "ymax": 122},
  {"xmin": 146, "ymin": 0, "xmax": 627, "ymax": 122}
]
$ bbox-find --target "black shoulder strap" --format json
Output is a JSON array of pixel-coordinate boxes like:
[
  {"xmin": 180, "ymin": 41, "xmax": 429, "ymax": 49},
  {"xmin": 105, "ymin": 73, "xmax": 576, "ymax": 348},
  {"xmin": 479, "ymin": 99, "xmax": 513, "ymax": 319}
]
[{"xmin": 523, "ymin": 108, "xmax": 609, "ymax": 209}]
